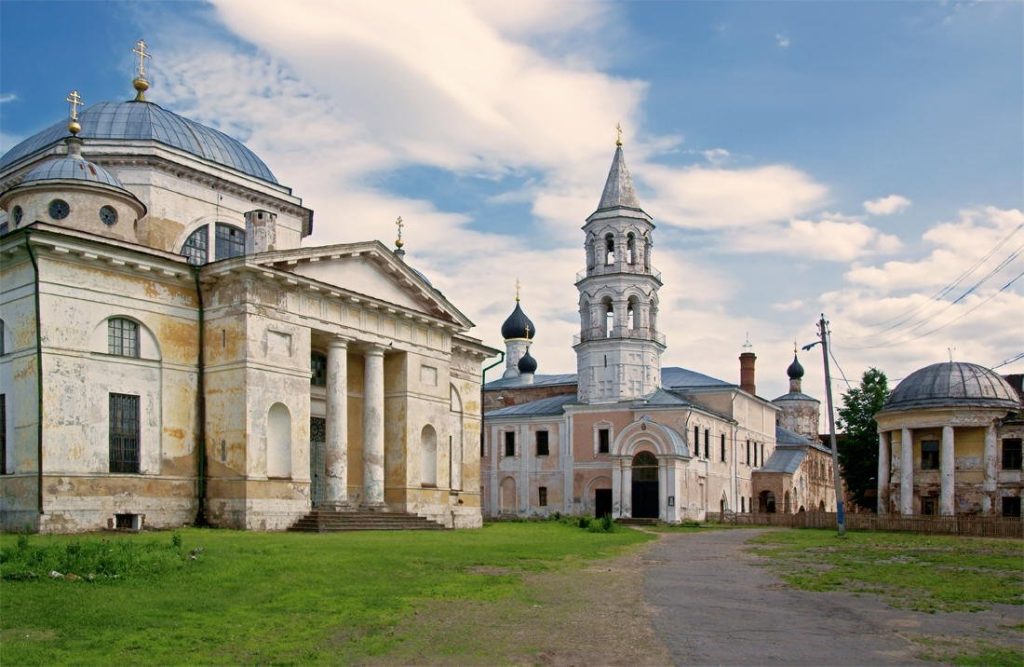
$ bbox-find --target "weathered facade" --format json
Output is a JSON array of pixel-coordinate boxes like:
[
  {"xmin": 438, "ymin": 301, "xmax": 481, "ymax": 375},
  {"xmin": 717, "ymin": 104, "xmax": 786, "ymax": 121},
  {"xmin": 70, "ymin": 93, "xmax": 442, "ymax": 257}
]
[
  {"xmin": 0, "ymin": 68, "xmax": 495, "ymax": 533},
  {"xmin": 875, "ymin": 363, "xmax": 1022, "ymax": 517}
]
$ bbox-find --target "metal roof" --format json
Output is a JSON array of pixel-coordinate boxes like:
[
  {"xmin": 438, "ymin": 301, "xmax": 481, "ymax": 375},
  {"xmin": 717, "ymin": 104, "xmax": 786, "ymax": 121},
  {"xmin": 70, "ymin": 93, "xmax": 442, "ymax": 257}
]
[
  {"xmin": 485, "ymin": 393, "xmax": 577, "ymax": 418},
  {"xmin": 595, "ymin": 145, "xmax": 642, "ymax": 212},
  {"xmin": 1, "ymin": 101, "xmax": 277, "ymax": 183},
  {"xmin": 760, "ymin": 447, "xmax": 806, "ymax": 474},
  {"xmin": 20, "ymin": 156, "xmax": 125, "ymax": 189},
  {"xmin": 662, "ymin": 367, "xmax": 732, "ymax": 389},
  {"xmin": 882, "ymin": 361, "xmax": 1020, "ymax": 412},
  {"xmin": 773, "ymin": 391, "xmax": 820, "ymax": 404},
  {"xmin": 485, "ymin": 373, "xmax": 577, "ymax": 390}
]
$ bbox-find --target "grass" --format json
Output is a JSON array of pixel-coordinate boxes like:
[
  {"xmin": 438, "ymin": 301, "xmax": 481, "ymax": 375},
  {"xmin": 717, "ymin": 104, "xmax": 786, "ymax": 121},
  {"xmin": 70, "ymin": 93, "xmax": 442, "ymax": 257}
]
[
  {"xmin": 750, "ymin": 529, "xmax": 1024, "ymax": 613},
  {"xmin": 0, "ymin": 522, "xmax": 651, "ymax": 665}
]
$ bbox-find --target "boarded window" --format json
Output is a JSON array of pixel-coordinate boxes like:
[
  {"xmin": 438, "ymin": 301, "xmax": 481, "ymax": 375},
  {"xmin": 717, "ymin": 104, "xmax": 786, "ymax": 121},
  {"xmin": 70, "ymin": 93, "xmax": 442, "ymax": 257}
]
[
  {"xmin": 108, "ymin": 318, "xmax": 139, "ymax": 358},
  {"xmin": 504, "ymin": 431, "xmax": 515, "ymax": 457},
  {"xmin": 109, "ymin": 393, "xmax": 140, "ymax": 473},
  {"xmin": 598, "ymin": 428, "xmax": 610, "ymax": 454},
  {"xmin": 921, "ymin": 440, "xmax": 939, "ymax": 470},
  {"xmin": 1002, "ymin": 438, "xmax": 1022, "ymax": 471},
  {"xmin": 536, "ymin": 430, "xmax": 549, "ymax": 456}
]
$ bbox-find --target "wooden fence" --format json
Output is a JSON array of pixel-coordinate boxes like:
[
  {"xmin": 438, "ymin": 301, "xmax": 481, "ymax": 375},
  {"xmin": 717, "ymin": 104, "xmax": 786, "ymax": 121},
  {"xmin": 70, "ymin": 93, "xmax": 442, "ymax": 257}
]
[{"xmin": 709, "ymin": 511, "xmax": 1023, "ymax": 538}]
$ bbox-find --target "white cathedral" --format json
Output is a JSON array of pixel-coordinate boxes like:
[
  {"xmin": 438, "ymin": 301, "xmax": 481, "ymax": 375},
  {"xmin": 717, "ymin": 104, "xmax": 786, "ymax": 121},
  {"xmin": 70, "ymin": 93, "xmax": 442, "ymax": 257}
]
[{"xmin": 0, "ymin": 48, "xmax": 495, "ymax": 533}]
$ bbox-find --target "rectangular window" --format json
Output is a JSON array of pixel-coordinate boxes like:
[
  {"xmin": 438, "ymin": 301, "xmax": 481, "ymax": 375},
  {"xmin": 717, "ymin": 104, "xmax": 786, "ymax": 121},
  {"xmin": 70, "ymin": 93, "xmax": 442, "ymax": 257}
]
[
  {"xmin": 704, "ymin": 429, "xmax": 710, "ymax": 459},
  {"xmin": 694, "ymin": 426, "xmax": 700, "ymax": 457},
  {"xmin": 740, "ymin": 496, "xmax": 745, "ymax": 512},
  {"xmin": 0, "ymin": 394, "xmax": 6, "ymax": 475},
  {"xmin": 504, "ymin": 431, "xmax": 515, "ymax": 457},
  {"xmin": 746, "ymin": 439, "xmax": 750, "ymax": 465},
  {"xmin": 539, "ymin": 486, "xmax": 548, "ymax": 507},
  {"xmin": 598, "ymin": 428, "xmax": 610, "ymax": 454},
  {"xmin": 107, "ymin": 318, "xmax": 139, "ymax": 358},
  {"xmin": 480, "ymin": 433, "xmax": 485, "ymax": 458},
  {"xmin": 1002, "ymin": 438, "xmax": 1022, "ymax": 470},
  {"xmin": 310, "ymin": 352, "xmax": 327, "ymax": 387},
  {"xmin": 720, "ymin": 434, "xmax": 726, "ymax": 462},
  {"xmin": 109, "ymin": 393, "xmax": 140, "ymax": 473},
  {"xmin": 1002, "ymin": 496, "xmax": 1021, "ymax": 518},
  {"xmin": 921, "ymin": 496, "xmax": 937, "ymax": 515},
  {"xmin": 215, "ymin": 223, "xmax": 246, "ymax": 259},
  {"xmin": 760, "ymin": 443, "xmax": 765, "ymax": 467},
  {"xmin": 920, "ymin": 440, "xmax": 939, "ymax": 470},
  {"xmin": 536, "ymin": 430, "xmax": 549, "ymax": 456}
]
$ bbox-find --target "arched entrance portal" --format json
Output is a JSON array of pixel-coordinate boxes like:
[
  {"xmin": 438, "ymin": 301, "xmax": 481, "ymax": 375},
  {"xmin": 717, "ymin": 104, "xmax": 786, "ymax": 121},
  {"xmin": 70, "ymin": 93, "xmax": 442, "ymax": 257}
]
[
  {"xmin": 631, "ymin": 451, "xmax": 659, "ymax": 518},
  {"xmin": 759, "ymin": 490, "xmax": 777, "ymax": 513}
]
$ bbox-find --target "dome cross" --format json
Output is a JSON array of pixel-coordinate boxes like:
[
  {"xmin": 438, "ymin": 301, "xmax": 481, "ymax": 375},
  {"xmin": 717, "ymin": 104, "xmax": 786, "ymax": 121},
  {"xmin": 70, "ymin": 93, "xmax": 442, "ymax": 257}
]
[{"xmin": 133, "ymin": 40, "xmax": 151, "ymax": 78}]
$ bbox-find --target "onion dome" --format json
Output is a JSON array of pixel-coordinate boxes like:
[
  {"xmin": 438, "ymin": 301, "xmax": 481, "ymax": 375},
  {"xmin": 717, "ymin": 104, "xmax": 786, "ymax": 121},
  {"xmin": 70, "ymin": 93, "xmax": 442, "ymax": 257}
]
[
  {"xmin": 0, "ymin": 100, "xmax": 277, "ymax": 183},
  {"xmin": 883, "ymin": 362, "xmax": 1020, "ymax": 412},
  {"xmin": 518, "ymin": 348, "xmax": 538, "ymax": 374},
  {"xmin": 501, "ymin": 302, "xmax": 536, "ymax": 340},
  {"xmin": 787, "ymin": 354, "xmax": 805, "ymax": 380}
]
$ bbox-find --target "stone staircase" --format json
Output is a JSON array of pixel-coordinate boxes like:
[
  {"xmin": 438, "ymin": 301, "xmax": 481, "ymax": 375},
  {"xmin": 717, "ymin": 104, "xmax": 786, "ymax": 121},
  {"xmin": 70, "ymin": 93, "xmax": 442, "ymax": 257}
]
[{"xmin": 287, "ymin": 508, "xmax": 448, "ymax": 532}]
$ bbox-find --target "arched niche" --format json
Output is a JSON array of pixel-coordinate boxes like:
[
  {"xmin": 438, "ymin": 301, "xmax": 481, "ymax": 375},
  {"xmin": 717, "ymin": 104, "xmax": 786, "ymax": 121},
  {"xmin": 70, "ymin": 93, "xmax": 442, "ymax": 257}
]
[
  {"xmin": 267, "ymin": 402, "xmax": 292, "ymax": 478},
  {"xmin": 421, "ymin": 424, "xmax": 438, "ymax": 487}
]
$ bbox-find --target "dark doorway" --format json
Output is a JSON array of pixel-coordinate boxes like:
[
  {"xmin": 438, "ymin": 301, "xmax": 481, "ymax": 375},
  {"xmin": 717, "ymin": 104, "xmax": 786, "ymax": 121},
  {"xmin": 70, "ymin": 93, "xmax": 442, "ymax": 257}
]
[
  {"xmin": 631, "ymin": 451, "xmax": 659, "ymax": 518},
  {"xmin": 595, "ymin": 489, "xmax": 612, "ymax": 518},
  {"xmin": 310, "ymin": 417, "xmax": 326, "ymax": 507},
  {"xmin": 758, "ymin": 490, "xmax": 776, "ymax": 513}
]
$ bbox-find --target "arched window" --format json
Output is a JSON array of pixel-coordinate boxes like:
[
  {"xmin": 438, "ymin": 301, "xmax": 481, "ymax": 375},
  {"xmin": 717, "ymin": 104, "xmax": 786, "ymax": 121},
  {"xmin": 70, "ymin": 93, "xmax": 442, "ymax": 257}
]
[
  {"xmin": 627, "ymin": 296, "xmax": 639, "ymax": 330},
  {"xmin": 604, "ymin": 233, "xmax": 615, "ymax": 265},
  {"xmin": 580, "ymin": 300, "xmax": 591, "ymax": 336},
  {"xmin": 182, "ymin": 226, "xmax": 208, "ymax": 265},
  {"xmin": 586, "ymin": 234, "xmax": 595, "ymax": 270},
  {"xmin": 310, "ymin": 352, "xmax": 327, "ymax": 387},
  {"xmin": 643, "ymin": 232, "xmax": 651, "ymax": 270},
  {"xmin": 180, "ymin": 223, "xmax": 247, "ymax": 265},
  {"xmin": 267, "ymin": 402, "xmax": 292, "ymax": 478},
  {"xmin": 627, "ymin": 233, "xmax": 636, "ymax": 264},
  {"xmin": 108, "ymin": 318, "xmax": 139, "ymax": 358},
  {"xmin": 603, "ymin": 297, "xmax": 614, "ymax": 336},
  {"xmin": 650, "ymin": 300, "xmax": 659, "ymax": 333},
  {"xmin": 421, "ymin": 424, "xmax": 437, "ymax": 487},
  {"xmin": 215, "ymin": 223, "xmax": 246, "ymax": 259}
]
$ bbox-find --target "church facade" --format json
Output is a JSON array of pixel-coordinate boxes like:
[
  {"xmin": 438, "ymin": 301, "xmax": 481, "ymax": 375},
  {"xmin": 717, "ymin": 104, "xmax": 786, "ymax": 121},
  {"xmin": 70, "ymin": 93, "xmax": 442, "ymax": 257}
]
[{"xmin": 0, "ymin": 55, "xmax": 494, "ymax": 533}]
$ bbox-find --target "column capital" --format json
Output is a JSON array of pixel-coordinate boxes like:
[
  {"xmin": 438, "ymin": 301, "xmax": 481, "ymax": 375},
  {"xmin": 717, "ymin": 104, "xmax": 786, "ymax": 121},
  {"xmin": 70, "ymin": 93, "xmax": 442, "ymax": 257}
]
[
  {"xmin": 327, "ymin": 335, "xmax": 353, "ymax": 350},
  {"xmin": 363, "ymin": 343, "xmax": 387, "ymax": 357}
]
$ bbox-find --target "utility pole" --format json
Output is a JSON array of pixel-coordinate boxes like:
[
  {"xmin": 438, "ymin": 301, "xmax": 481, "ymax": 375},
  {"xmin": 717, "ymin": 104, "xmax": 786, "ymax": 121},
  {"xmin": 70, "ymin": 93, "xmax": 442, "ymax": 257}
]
[{"xmin": 803, "ymin": 314, "xmax": 846, "ymax": 536}]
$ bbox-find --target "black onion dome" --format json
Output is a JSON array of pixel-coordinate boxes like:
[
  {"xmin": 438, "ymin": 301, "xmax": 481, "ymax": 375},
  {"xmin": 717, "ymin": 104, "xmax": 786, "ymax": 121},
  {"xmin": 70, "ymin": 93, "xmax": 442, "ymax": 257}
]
[
  {"xmin": 883, "ymin": 362, "xmax": 1020, "ymax": 412},
  {"xmin": 518, "ymin": 349, "xmax": 538, "ymax": 374},
  {"xmin": 787, "ymin": 355, "xmax": 805, "ymax": 380},
  {"xmin": 501, "ymin": 302, "xmax": 536, "ymax": 340}
]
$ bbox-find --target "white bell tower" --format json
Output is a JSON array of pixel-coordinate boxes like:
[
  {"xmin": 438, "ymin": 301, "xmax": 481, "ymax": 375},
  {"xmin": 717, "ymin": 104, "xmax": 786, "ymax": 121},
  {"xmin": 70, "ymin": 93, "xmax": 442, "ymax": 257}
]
[{"xmin": 574, "ymin": 132, "xmax": 665, "ymax": 403}]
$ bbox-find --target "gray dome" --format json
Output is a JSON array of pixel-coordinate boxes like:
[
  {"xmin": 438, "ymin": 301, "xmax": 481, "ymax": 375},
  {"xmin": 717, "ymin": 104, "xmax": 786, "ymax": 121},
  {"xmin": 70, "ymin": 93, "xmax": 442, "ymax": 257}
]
[
  {"xmin": 501, "ymin": 302, "xmax": 535, "ymax": 340},
  {"xmin": 883, "ymin": 362, "xmax": 1020, "ymax": 412},
  {"xmin": 0, "ymin": 101, "xmax": 277, "ymax": 183},
  {"xmin": 21, "ymin": 155, "xmax": 125, "ymax": 190}
]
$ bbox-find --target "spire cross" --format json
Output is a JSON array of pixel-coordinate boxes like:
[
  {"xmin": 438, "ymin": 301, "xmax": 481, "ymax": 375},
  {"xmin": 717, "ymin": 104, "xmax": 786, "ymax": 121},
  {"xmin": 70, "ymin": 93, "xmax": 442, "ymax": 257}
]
[
  {"xmin": 793, "ymin": 340, "xmax": 798, "ymax": 355},
  {"xmin": 66, "ymin": 90, "xmax": 83, "ymax": 121},
  {"xmin": 515, "ymin": 278, "xmax": 521, "ymax": 302},
  {"xmin": 395, "ymin": 216, "xmax": 404, "ymax": 248},
  {"xmin": 133, "ymin": 40, "xmax": 151, "ymax": 78},
  {"xmin": 615, "ymin": 122, "xmax": 623, "ymax": 147}
]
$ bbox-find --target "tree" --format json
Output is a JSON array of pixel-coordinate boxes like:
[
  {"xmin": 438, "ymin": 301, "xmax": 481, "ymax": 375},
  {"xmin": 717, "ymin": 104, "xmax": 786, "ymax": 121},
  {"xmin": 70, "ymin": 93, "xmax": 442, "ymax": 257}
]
[{"xmin": 836, "ymin": 368, "xmax": 889, "ymax": 511}]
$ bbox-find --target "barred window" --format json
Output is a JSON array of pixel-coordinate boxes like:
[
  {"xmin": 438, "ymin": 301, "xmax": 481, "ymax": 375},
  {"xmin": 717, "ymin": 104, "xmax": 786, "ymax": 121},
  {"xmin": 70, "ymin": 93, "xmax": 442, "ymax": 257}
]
[
  {"xmin": 109, "ymin": 393, "xmax": 140, "ymax": 473},
  {"xmin": 215, "ymin": 223, "xmax": 246, "ymax": 259},
  {"xmin": 310, "ymin": 352, "xmax": 327, "ymax": 387},
  {"xmin": 182, "ymin": 225, "xmax": 208, "ymax": 265},
  {"xmin": 108, "ymin": 318, "xmax": 139, "ymax": 357}
]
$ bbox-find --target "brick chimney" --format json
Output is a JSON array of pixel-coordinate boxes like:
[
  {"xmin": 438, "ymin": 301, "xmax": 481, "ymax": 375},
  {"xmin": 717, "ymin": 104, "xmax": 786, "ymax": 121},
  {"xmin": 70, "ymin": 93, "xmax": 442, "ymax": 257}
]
[
  {"xmin": 244, "ymin": 209, "xmax": 278, "ymax": 254},
  {"xmin": 739, "ymin": 350, "xmax": 757, "ymax": 395}
]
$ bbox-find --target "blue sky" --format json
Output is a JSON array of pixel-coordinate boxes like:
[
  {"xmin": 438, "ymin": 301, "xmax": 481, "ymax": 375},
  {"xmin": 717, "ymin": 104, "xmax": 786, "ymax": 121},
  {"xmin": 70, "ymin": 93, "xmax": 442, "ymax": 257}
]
[{"xmin": 2, "ymin": 1, "xmax": 1021, "ymax": 398}]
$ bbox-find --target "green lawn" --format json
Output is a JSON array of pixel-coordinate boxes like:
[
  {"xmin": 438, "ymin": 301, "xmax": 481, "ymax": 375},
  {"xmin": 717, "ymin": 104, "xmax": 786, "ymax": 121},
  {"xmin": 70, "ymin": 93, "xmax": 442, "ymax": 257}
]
[
  {"xmin": 750, "ymin": 529, "xmax": 1024, "ymax": 613},
  {"xmin": 0, "ymin": 522, "xmax": 651, "ymax": 665}
]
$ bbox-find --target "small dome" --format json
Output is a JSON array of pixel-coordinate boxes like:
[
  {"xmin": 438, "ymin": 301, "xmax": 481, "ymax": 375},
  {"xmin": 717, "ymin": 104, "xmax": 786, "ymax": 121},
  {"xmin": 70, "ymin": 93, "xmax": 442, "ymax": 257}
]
[
  {"xmin": 501, "ymin": 302, "xmax": 536, "ymax": 340},
  {"xmin": 787, "ymin": 354, "xmax": 805, "ymax": 380},
  {"xmin": 518, "ymin": 349, "xmax": 538, "ymax": 374},
  {"xmin": 20, "ymin": 155, "xmax": 125, "ymax": 190},
  {"xmin": 883, "ymin": 362, "xmax": 1020, "ymax": 412}
]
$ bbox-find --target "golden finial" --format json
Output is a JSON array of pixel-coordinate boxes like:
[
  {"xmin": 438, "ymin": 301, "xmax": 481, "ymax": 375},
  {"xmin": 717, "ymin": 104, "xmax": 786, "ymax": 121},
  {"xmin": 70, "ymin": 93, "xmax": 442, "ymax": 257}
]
[
  {"xmin": 615, "ymin": 122, "xmax": 623, "ymax": 147},
  {"xmin": 132, "ymin": 39, "xmax": 151, "ymax": 101},
  {"xmin": 515, "ymin": 278, "xmax": 521, "ymax": 303},
  {"xmin": 793, "ymin": 340, "xmax": 798, "ymax": 356},
  {"xmin": 394, "ymin": 216, "xmax": 404, "ymax": 248},
  {"xmin": 66, "ymin": 90, "xmax": 83, "ymax": 135}
]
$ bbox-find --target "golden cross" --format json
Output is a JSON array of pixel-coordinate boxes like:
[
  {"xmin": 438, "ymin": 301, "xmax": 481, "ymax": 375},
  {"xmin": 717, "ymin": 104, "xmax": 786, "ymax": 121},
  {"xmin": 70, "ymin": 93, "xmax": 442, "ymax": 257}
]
[
  {"xmin": 615, "ymin": 122, "xmax": 623, "ymax": 147},
  {"xmin": 515, "ymin": 278, "xmax": 521, "ymax": 302},
  {"xmin": 395, "ymin": 216, "xmax": 404, "ymax": 248},
  {"xmin": 524, "ymin": 323, "xmax": 530, "ymax": 338},
  {"xmin": 66, "ymin": 90, "xmax": 83, "ymax": 121},
  {"xmin": 133, "ymin": 39, "xmax": 151, "ymax": 78}
]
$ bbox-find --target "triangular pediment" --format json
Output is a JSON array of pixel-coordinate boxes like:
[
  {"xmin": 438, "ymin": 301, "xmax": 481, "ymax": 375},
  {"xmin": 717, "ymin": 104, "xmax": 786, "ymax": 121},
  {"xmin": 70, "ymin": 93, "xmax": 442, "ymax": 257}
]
[{"xmin": 252, "ymin": 241, "xmax": 472, "ymax": 328}]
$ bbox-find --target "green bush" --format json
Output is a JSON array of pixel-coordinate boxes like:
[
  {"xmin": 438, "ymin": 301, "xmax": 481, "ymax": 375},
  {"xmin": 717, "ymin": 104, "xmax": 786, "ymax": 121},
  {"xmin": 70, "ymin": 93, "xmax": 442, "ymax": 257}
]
[{"xmin": 577, "ymin": 516, "xmax": 591, "ymax": 529}]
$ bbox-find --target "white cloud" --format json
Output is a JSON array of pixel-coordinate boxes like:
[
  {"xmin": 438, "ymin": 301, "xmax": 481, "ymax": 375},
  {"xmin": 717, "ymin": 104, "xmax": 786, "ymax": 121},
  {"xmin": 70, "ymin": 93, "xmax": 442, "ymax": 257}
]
[
  {"xmin": 772, "ymin": 299, "xmax": 806, "ymax": 312},
  {"xmin": 775, "ymin": 33, "xmax": 790, "ymax": 48},
  {"xmin": 0, "ymin": 93, "xmax": 17, "ymax": 105},
  {"xmin": 863, "ymin": 194, "xmax": 912, "ymax": 216},
  {"xmin": 701, "ymin": 148, "xmax": 730, "ymax": 165},
  {"xmin": 725, "ymin": 213, "xmax": 902, "ymax": 262}
]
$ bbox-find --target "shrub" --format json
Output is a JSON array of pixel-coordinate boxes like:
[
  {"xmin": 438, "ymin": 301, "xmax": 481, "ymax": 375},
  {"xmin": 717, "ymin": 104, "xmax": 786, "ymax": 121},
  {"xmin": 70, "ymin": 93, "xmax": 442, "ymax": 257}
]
[
  {"xmin": 577, "ymin": 516, "xmax": 591, "ymax": 529},
  {"xmin": 0, "ymin": 535, "xmax": 192, "ymax": 582}
]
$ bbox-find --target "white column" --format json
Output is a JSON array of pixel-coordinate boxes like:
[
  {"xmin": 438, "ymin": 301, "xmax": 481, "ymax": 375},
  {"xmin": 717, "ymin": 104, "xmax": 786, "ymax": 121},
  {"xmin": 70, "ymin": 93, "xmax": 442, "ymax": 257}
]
[
  {"xmin": 900, "ymin": 427, "xmax": 914, "ymax": 515},
  {"xmin": 940, "ymin": 425, "xmax": 955, "ymax": 516},
  {"xmin": 658, "ymin": 459, "xmax": 667, "ymax": 521},
  {"xmin": 622, "ymin": 463, "xmax": 633, "ymax": 517},
  {"xmin": 362, "ymin": 345, "xmax": 386, "ymax": 508},
  {"xmin": 877, "ymin": 430, "xmax": 890, "ymax": 514},
  {"xmin": 982, "ymin": 423, "xmax": 997, "ymax": 514},
  {"xmin": 612, "ymin": 458, "xmax": 622, "ymax": 517},
  {"xmin": 489, "ymin": 424, "xmax": 500, "ymax": 518},
  {"xmin": 325, "ymin": 336, "xmax": 349, "ymax": 508}
]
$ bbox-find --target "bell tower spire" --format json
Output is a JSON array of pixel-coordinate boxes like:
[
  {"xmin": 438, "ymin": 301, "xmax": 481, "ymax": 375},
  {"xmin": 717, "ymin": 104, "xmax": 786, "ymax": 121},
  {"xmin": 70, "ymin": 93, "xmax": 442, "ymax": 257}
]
[{"xmin": 575, "ymin": 129, "xmax": 664, "ymax": 404}]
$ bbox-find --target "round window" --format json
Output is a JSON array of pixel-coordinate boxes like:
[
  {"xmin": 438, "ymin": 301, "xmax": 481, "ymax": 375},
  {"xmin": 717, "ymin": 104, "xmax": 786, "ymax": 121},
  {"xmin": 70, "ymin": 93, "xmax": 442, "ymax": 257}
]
[
  {"xmin": 48, "ymin": 199, "xmax": 70, "ymax": 220},
  {"xmin": 11, "ymin": 205, "xmax": 22, "ymax": 226},
  {"xmin": 100, "ymin": 205, "xmax": 118, "ymax": 226}
]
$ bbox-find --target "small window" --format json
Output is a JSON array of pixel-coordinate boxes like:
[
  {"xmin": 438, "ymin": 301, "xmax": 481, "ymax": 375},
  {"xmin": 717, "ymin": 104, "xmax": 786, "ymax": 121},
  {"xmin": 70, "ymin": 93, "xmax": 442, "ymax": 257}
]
[
  {"xmin": 0, "ymin": 394, "xmax": 6, "ymax": 475},
  {"xmin": 921, "ymin": 440, "xmax": 939, "ymax": 470},
  {"xmin": 704, "ymin": 429, "xmax": 710, "ymax": 459},
  {"xmin": 504, "ymin": 431, "xmax": 515, "ymax": 457},
  {"xmin": 720, "ymin": 433, "xmax": 726, "ymax": 462},
  {"xmin": 760, "ymin": 443, "xmax": 765, "ymax": 467},
  {"xmin": 694, "ymin": 426, "xmax": 700, "ymax": 458},
  {"xmin": 1002, "ymin": 496, "xmax": 1021, "ymax": 518},
  {"xmin": 11, "ymin": 205, "xmax": 22, "ymax": 226},
  {"xmin": 310, "ymin": 352, "xmax": 327, "ymax": 387},
  {"xmin": 740, "ymin": 496, "xmax": 745, "ymax": 513},
  {"xmin": 99, "ymin": 205, "xmax": 118, "ymax": 226},
  {"xmin": 48, "ymin": 199, "xmax": 70, "ymax": 220},
  {"xmin": 536, "ymin": 430, "xmax": 549, "ymax": 456},
  {"xmin": 480, "ymin": 433, "xmax": 485, "ymax": 458},
  {"xmin": 182, "ymin": 225, "xmax": 208, "ymax": 265},
  {"xmin": 108, "ymin": 318, "xmax": 139, "ymax": 358},
  {"xmin": 539, "ymin": 486, "xmax": 548, "ymax": 507},
  {"xmin": 598, "ymin": 428, "xmax": 610, "ymax": 454},
  {"xmin": 1002, "ymin": 438, "xmax": 1022, "ymax": 471},
  {"xmin": 746, "ymin": 439, "xmax": 751, "ymax": 465},
  {"xmin": 109, "ymin": 393, "xmax": 140, "ymax": 473},
  {"xmin": 215, "ymin": 223, "xmax": 246, "ymax": 259},
  {"xmin": 921, "ymin": 496, "xmax": 937, "ymax": 516}
]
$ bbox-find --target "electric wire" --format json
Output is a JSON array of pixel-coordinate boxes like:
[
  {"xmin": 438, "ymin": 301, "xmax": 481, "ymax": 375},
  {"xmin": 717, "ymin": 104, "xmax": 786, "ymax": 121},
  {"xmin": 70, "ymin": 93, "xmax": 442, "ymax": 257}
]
[{"xmin": 991, "ymin": 352, "xmax": 1024, "ymax": 370}]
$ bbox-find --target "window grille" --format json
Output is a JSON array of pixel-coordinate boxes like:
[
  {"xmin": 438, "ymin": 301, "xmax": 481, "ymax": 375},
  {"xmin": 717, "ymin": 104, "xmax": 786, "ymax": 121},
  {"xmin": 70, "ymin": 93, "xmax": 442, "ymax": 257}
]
[
  {"xmin": 109, "ymin": 393, "xmax": 140, "ymax": 473},
  {"xmin": 108, "ymin": 318, "xmax": 139, "ymax": 357},
  {"xmin": 215, "ymin": 223, "xmax": 246, "ymax": 259},
  {"xmin": 182, "ymin": 225, "xmax": 208, "ymax": 265}
]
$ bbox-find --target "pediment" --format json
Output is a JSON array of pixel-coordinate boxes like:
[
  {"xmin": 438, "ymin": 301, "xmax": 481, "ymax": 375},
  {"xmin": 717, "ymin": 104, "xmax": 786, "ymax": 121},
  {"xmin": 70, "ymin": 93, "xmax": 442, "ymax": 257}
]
[{"xmin": 253, "ymin": 241, "xmax": 472, "ymax": 328}]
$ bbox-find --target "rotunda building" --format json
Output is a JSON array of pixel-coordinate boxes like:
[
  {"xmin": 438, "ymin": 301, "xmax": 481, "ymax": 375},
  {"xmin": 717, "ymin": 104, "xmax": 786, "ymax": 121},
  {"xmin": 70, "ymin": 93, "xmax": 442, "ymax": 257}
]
[{"xmin": 875, "ymin": 361, "xmax": 1022, "ymax": 517}]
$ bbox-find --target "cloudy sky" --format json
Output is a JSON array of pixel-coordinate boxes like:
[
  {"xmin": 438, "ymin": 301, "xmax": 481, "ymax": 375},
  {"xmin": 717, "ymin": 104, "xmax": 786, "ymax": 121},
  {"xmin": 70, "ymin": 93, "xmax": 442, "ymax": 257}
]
[{"xmin": 2, "ymin": 0, "xmax": 1021, "ymax": 402}]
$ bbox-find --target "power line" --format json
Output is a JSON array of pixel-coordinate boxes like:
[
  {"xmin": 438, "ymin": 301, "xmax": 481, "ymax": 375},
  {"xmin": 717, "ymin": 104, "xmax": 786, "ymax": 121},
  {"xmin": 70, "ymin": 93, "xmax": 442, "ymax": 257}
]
[{"xmin": 991, "ymin": 352, "xmax": 1024, "ymax": 370}]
